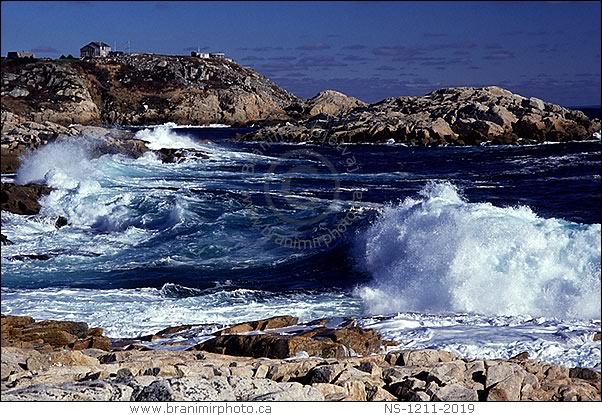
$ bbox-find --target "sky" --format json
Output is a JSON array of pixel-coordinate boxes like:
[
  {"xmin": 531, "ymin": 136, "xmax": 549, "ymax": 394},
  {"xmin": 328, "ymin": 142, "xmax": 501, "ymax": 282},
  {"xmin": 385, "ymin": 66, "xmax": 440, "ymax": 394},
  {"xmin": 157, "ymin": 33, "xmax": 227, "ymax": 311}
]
[{"xmin": 1, "ymin": 1, "xmax": 600, "ymax": 106}]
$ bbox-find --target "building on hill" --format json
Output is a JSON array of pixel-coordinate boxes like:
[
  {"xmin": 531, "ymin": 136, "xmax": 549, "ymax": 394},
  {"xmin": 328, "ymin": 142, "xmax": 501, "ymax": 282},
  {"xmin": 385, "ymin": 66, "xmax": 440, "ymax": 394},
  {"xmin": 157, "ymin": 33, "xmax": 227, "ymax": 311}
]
[
  {"xmin": 191, "ymin": 51, "xmax": 210, "ymax": 58},
  {"xmin": 7, "ymin": 51, "xmax": 34, "ymax": 59},
  {"xmin": 80, "ymin": 41, "xmax": 111, "ymax": 58},
  {"xmin": 209, "ymin": 52, "xmax": 225, "ymax": 59}
]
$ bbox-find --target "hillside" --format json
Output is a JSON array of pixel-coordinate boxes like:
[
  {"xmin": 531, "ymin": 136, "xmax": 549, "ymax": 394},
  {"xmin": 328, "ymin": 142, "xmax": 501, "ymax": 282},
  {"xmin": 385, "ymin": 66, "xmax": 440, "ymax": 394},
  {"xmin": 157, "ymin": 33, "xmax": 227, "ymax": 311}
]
[{"xmin": 1, "ymin": 54, "xmax": 300, "ymax": 126}]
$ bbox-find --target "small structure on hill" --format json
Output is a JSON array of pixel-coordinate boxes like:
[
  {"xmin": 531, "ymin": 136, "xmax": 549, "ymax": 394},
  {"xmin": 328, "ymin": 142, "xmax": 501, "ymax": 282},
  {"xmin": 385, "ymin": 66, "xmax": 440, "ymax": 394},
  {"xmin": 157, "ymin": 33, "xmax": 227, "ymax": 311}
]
[
  {"xmin": 191, "ymin": 51, "xmax": 210, "ymax": 58},
  {"xmin": 80, "ymin": 41, "xmax": 111, "ymax": 58},
  {"xmin": 7, "ymin": 51, "xmax": 34, "ymax": 59},
  {"xmin": 209, "ymin": 52, "xmax": 225, "ymax": 59}
]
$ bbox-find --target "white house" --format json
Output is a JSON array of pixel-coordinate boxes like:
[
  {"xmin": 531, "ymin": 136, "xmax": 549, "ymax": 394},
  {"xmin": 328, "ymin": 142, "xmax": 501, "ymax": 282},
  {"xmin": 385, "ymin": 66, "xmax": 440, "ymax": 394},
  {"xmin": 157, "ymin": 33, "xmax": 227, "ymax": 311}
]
[{"xmin": 80, "ymin": 42, "xmax": 112, "ymax": 58}]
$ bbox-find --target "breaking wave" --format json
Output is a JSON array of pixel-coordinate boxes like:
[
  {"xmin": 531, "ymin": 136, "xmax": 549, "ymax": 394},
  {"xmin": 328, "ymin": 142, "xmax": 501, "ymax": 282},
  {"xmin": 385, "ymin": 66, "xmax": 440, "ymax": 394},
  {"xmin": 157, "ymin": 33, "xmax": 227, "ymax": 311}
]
[{"xmin": 355, "ymin": 182, "xmax": 601, "ymax": 320}]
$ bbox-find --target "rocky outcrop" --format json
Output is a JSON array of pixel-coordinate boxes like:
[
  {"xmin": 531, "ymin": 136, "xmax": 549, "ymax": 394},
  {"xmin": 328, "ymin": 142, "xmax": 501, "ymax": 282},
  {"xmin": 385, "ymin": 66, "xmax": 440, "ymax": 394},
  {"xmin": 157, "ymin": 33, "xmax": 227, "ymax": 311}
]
[
  {"xmin": 1, "ymin": 315, "xmax": 600, "ymax": 401},
  {"xmin": 1, "ymin": 183, "xmax": 51, "ymax": 215},
  {"xmin": 1, "ymin": 55, "xmax": 300, "ymax": 128},
  {"xmin": 244, "ymin": 86, "xmax": 601, "ymax": 145},
  {"xmin": 0, "ymin": 110, "xmax": 149, "ymax": 173},
  {"xmin": 286, "ymin": 90, "xmax": 367, "ymax": 118},
  {"xmin": 1, "ymin": 315, "xmax": 111, "ymax": 352}
]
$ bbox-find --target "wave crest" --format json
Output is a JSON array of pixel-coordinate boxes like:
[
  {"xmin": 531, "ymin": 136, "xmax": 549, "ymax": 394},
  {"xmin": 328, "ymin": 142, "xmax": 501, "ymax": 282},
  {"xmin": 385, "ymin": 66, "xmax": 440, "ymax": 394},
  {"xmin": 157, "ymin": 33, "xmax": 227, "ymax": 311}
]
[{"xmin": 355, "ymin": 182, "xmax": 601, "ymax": 319}]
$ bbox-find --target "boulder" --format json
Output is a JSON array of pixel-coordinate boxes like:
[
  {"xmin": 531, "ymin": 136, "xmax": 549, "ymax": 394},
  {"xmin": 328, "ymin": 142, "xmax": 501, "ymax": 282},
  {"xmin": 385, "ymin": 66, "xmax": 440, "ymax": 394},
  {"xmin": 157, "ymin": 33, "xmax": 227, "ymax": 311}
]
[
  {"xmin": 198, "ymin": 333, "xmax": 346, "ymax": 359},
  {"xmin": 301, "ymin": 90, "xmax": 366, "ymax": 118},
  {"xmin": 218, "ymin": 315, "xmax": 299, "ymax": 335},
  {"xmin": 432, "ymin": 384, "xmax": 479, "ymax": 401},
  {"xmin": 1, "ymin": 315, "xmax": 111, "ymax": 352},
  {"xmin": 0, "ymin": 183, "xmax": 51, "ymax": 215},
  {"xmin": 398, "ymin": 349, "xmax": 460, "ymax": 366},
  {"xmin": 302, "ymin": 327, "xmax": 382, "ymax": 356}
]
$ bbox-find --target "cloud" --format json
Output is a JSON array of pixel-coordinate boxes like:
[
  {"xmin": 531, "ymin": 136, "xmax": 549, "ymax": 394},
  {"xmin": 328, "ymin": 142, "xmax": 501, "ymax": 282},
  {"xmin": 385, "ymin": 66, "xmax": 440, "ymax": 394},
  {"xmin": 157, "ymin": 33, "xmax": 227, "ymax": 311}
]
[
  {"xmin": 372, "ymin": 46, "xmax": 423, "ymax": 58},
  {"xmin": 30, "ymin": 46, "xmax": 60, "ymax": 54},
  {"xmin": 430, "ymin": 41, "xmax": 477, "ymax": 51},
  {"xmin": 296, "ymin": 42, "xmax": 331, "ymax": 51},
  {"xmin": 251, "ymin": 54, "xmax": 347, "ymax": 78},
  {"xmin": 297, "ymin": 55, "xmax": 346, "ymax": 69},
  {"xmin": 375, "ymin": 65, "xmax": 397, "ymax": 71},
  {"xmin": 483, "ymin": 50, "xmax": 515, "ymax": 60},
  {"xmin": 393, "ymin": 55, "xmax": 472, "ymax": 67},
  {"xmin": 502, "ymin": 30, "xmax": 553, "ymax": 36},
  {"xmin": 343, "ymin": 44, "xmax": 367, "ymax": 50},
  {"xmin": 535, "ymin": 43, "xmax": 560, "ymax": 54},
  {"xmin": 423, "ymin": 33, "xmax": 447, "ymax": 38},
  {"xmin": 340, "ymin": 54, "xmax": 371, "ymax": 62}
]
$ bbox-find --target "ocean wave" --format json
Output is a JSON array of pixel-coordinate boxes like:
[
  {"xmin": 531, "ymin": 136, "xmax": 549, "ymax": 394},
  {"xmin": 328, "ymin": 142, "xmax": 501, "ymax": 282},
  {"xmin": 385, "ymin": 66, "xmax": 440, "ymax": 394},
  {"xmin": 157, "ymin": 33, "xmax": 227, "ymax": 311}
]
[
  {"xmin": 134, "ymin": 122, "xmax": 207, "ymax": 150},
  {"xmin": 354, "ymin": 181, "xmax": 601, "ymax": 320}
]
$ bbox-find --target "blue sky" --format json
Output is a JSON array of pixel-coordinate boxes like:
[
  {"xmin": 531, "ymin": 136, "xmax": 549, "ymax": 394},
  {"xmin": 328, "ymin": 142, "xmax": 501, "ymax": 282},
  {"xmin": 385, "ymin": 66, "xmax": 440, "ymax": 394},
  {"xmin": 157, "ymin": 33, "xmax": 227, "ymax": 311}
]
[{"xmin": 1, "ymin": 1, "xmax": 600, "ymax": 106}]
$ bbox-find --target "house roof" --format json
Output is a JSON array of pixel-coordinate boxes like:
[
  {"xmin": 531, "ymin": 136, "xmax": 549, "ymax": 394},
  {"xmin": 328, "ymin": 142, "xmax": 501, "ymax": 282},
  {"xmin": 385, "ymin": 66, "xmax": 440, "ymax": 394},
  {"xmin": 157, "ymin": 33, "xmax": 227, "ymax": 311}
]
[{"xmin": 81, "ymin": 41, "xmax": 111, "ymax": 49}]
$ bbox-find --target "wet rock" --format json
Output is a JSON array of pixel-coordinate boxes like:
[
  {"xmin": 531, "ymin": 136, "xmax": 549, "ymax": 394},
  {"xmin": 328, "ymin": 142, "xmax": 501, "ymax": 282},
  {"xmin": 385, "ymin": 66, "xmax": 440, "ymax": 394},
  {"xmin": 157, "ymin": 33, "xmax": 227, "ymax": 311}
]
[
  {"xmin": 54, "ymin": 216, "xmax": 68, "ymax": 229},
  {"xmin": 218, "ymin": 315, "xmax": 299, "ymax": 335},
  {"xmin": 305, "ymin": 363, "xmax": 346, "ymax": 384},
  {"xmin": 198, "ymin": 333, "xmax": 346, "ymax": 359},
  {"xmin": 1, "ymin": 233, "xmax": 14, "ymax": 245},
  {"xmin": 153, "ymin": 148, "xmax": 209, "ymax": 163},
  {"xmin": 9, "ymin": 254, "xmax": 52, "ymax": 261},
  {"xmin": 0, "ymin": 183, "xmax": 51, "ymax": 215},
  {"xmin": 302, "ymin": 327, "xmax": 383, "ymax": 356},
  {"xmin": 569, "ymin": 367, "xmax": 601, "ymax": 382}
]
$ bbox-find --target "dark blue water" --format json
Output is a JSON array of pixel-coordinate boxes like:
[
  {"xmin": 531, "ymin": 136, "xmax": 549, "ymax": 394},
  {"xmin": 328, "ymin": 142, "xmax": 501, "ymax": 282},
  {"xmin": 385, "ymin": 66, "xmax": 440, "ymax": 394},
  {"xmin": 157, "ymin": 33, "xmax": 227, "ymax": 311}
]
[{"xmin": 1, "ymin": 126, "xmax": 600, "ymax": 315}]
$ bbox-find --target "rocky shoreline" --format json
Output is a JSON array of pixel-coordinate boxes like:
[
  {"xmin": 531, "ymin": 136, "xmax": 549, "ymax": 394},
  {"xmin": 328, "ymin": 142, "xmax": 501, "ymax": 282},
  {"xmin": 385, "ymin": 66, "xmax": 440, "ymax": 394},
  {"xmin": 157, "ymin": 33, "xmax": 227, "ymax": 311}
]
[
  {"xmin": 242, "ymin": 87, "xmax": 601, "ymax": 146},
  {"xmin": 1, "ymin": 315, "xmax": 600, "ymax": 401}
]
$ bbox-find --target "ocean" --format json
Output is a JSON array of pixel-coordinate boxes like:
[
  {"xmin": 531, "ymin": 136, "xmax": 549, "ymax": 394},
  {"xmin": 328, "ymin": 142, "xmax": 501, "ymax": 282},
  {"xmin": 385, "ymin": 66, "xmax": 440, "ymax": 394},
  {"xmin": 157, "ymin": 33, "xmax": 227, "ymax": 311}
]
[{"xmin": 1, "ymin": 124, "xmax": 600, "ymax": 369}]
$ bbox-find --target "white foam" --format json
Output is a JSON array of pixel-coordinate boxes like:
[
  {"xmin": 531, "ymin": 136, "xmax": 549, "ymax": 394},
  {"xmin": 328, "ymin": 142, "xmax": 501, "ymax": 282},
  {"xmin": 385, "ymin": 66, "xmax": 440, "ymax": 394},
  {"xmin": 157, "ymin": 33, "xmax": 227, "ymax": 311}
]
[
  {"xmin": 359, "ymin": 312, "xmax": 601, "ymax": 369},
  {"xmin": 0, "ymin": 286, "xmax": 359, "ymax": 338},
  {"xmin": 134, "ymin": 123, "xmax": 206, "ymax": 150},
  {"xmin": 355, "ymin": 182, "xmax": 601, "ymax": 320}
]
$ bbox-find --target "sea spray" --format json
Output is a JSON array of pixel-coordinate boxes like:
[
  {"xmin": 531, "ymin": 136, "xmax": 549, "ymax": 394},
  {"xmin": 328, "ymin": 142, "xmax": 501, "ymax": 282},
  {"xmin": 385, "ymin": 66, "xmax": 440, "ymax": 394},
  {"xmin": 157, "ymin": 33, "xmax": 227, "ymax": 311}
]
[
  {"xmin": 354, "ymin": 181, "xmax": 602, "ymax": 319},
  {"xmin": 135, "ymin": 122, "xmax": 205, "ymax": 150},
  {"xmin": 14, "ymin": 137, "xmax": 185, "ymax": 232}
]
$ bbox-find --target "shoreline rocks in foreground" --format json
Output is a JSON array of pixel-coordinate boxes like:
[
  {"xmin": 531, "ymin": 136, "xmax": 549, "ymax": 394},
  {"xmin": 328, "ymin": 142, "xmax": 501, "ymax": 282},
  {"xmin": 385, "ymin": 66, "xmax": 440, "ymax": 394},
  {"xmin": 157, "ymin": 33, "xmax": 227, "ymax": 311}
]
[
  {"xmin": 1, "ymin": 315, "xmax": 600, "ymax": 401},
  {"xmin": 243, "ymin": 86, "xmax": 601, "ymax": 146}
]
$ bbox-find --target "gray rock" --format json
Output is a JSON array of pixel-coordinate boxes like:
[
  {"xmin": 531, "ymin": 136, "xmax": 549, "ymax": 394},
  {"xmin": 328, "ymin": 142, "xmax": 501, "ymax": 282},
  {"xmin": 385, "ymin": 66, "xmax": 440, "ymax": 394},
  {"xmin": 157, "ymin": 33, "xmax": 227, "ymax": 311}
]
[
  {"xmin": 4, "ymin": 380, "xmax": 129, "ymax": 401},
  {"xmin": 134, "ymin": 379, "xmax": 174, "ymax": 401},
  {"xmin": 432, "ymin": 384, "xmax": 478, "ymax": 401},
  {"xmin": 170, "ymin": 376, "xmax": 236, "ymax": 401}
]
